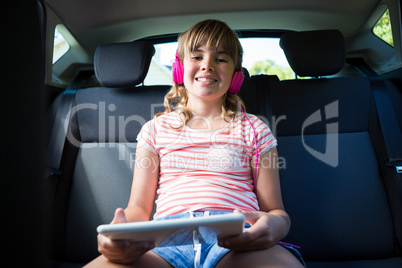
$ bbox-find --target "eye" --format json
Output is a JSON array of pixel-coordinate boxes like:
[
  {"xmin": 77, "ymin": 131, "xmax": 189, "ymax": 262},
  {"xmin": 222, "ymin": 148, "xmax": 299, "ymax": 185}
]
[
  {"xmin": 216, "ymin": 58, "xmax": 228, "ymax": 63},
  {"xmin": 189, "ymin": 52, "xmax": 203, "ymax": 61}
]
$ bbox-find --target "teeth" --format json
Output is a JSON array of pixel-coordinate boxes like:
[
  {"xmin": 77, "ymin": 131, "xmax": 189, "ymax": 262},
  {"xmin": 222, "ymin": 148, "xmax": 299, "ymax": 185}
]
[{"xmin": 197, "ymin": 78, "xmax": 216, "ymax": 82}]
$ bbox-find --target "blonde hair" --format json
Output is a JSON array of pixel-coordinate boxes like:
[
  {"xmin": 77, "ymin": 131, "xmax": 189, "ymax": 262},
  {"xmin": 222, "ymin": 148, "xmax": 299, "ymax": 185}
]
[{"xmin": 156, "ymin": 19, "xmax": 246, "ymax": 128}]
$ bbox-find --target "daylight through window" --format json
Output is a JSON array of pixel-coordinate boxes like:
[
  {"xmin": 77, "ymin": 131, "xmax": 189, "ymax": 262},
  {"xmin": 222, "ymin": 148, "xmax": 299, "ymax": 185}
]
[
  {"xmin": 53, "ymin": 26, "xmax": 70, "ymax": 64},
  {"xmin": 373, "ymin": 9, "xmax": 394, "ymax": 47},
  {"xmin": 143, "ymin": 38, "xmax": 295, "ymax": 85}
]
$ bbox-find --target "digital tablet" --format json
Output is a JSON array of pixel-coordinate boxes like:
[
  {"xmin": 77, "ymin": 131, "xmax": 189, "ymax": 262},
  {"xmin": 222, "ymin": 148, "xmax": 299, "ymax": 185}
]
[{"xmin": 97, "ymin": 213, "xmax": 245, "ymax": 247}]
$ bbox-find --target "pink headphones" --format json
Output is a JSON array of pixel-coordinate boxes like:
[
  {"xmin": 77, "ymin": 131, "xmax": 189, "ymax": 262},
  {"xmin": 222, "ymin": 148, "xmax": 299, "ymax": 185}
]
[{"xmin": 172, "ymin": 51, "xmax": 245, "ymax": 94}]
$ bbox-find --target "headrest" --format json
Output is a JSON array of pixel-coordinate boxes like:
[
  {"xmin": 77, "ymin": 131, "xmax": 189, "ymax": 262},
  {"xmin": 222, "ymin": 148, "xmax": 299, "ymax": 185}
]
[
  {"xmin": 94, "ymin": 41, "xmax": 155, "ymax": 87},
  {"xmin": 280, "ymin": 30, "xmax": 345, "ymax": 77}
]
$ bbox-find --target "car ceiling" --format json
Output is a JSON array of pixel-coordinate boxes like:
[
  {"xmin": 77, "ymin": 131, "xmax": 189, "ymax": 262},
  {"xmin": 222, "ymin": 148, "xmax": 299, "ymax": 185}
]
[{"xmin": 45, "ymin": 0, "xmax": 381, "ymax": 48}]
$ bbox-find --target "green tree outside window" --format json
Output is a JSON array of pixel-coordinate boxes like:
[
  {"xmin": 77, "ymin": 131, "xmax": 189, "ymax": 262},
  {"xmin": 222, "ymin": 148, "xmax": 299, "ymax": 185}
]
[
  {"xmin": 373, "ymin": 9, "xmax": 393, "ymax": 47},
  {"xmin": 249, "ymin": 59, "xmax": 295, "ymax": 80}
]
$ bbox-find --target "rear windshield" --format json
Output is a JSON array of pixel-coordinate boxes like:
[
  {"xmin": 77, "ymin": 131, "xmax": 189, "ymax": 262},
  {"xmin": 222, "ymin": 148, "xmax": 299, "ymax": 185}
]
[{"xmin": 143, "ymin": 37, "xmax": 294, "ymax": 85}]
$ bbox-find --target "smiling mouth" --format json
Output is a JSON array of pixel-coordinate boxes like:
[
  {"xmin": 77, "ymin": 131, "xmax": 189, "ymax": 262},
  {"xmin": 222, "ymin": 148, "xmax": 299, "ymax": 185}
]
[{"xmin": 196, "ymin": 77, "xmax": 217, "ymax": 82}]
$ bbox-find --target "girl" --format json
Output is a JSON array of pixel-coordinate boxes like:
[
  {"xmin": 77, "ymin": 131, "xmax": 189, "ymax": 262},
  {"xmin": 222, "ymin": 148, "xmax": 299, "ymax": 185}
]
[{"xmin": 86, "ymin": 19, "xmax": 304, "ymax": 268}]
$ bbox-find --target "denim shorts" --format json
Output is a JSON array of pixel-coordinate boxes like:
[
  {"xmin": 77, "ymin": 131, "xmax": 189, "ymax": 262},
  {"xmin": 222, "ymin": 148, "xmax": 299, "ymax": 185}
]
[{"xmin": 151, "ymin": 212, "xmax": 305, "ymax": 268}]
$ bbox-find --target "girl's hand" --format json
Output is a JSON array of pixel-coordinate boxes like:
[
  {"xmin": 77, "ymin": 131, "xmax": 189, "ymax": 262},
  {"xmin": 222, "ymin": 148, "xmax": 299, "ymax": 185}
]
[
  {"xmin": 217, "ymin": 210, "xmax": 289, "ymax": 251},
  {"xmin": 97, "ymin": 208, "xmax": 155, "ymax": 264}
]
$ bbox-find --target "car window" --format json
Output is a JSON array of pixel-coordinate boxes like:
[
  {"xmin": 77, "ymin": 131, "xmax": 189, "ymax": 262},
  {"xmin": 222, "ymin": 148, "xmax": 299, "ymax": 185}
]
[
  {"xmin": 241, "ymin": 38, "xmax": 294, "ymax": 80},
  {"xmin": 143, "ymin": 38, "xmax": 294, "ymax": 85},
  {"xmin": 373, "ymin": 9, "xmax": 393, "ymax": 47},
  {"xmin": 53, "ymin": 25, "xmax": 70, "ymax": 64}
]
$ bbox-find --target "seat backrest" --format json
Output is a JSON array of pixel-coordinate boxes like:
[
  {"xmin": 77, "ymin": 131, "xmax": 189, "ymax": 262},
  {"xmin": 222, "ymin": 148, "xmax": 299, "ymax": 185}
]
[
  {"xmin": 255, "ymin": 30, "xmax": 401, "ymax": 262},
  {"xmin": 47, "ymin": 41, "xmax": 171, "ymax": 264}
]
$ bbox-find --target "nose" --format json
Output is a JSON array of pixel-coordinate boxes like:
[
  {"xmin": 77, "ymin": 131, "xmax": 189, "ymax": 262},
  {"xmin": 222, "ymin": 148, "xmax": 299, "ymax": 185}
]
[{"xmin": 200, "ymin": 56, "xmax": 215, "ymax": 71}]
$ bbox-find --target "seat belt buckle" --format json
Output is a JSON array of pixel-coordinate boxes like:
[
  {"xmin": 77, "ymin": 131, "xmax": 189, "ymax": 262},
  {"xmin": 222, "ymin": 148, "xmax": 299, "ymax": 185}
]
[
  {"xmin": 385, "ymin": 161, "xmax": 402, "ymax": 174},
  {"xmin": 397, "ymin": 167, "xmax": 402, "ymax": 174},
  {"xmin": 46, "ymin": 167, "xmax": 63, "ymax": 177}
]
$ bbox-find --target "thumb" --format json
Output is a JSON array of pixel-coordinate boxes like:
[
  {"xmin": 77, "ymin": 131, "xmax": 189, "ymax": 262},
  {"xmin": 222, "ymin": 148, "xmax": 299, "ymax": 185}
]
[
  {"xmin": 111, "ymin": 208, "xmax": 128, "ymax": 224},
  {"xmin": 234, "ymin": 209, "xmax": 262, "ymax": 225}
]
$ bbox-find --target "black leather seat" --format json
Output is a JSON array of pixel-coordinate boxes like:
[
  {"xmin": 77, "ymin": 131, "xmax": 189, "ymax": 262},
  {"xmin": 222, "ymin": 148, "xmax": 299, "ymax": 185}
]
[
  {"xmin": 253, "ymin": 29, "xmax": 402, "ymax": 267},
  {"xmin": 46, "ymin": 41, "xmax": 170, "ymax": 267}
]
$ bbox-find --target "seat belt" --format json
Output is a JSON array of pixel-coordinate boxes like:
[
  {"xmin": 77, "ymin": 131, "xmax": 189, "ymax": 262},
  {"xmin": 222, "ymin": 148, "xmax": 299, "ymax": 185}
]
[
  {"xmin": 370, "ymin": 78, "xmax": 402, "ymax": 174},
  {"xmin": 346, "ymin": 58, "xmax": 378, "ymax": 77},
  {"xmin": 348, "ymin": 58, "xmax": 402, "ymax": 252},
  {"xmin": 45, "ymin": 70, "xmax": 93, "ymax": 259},
  {"xmin": 369, "ymin": 77, "xmax": 402, "ymax": 253},
  {"xmin": 348, "ymin": 58, "xmax": 402, "ymax": 173},
  {"xmin": 46, "ymin": 70, "xmax": 94, "ymax": 177}
]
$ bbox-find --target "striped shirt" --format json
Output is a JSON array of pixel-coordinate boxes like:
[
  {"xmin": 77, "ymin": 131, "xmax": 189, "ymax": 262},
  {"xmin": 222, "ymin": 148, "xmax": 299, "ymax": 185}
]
[{"xmin": 137, "ymin": 112, "xmax": 277, "ymax": 219}]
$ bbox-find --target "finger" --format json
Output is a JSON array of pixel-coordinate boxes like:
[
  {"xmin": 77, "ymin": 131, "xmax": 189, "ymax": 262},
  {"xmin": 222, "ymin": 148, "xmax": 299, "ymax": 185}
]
[
  {"xmin": 106, "ymin": 242, "xmax": 148, "ymax": 255},
  {"xmin": 104, "ymin": 239, "xmax": 130, "ymax": 250},
  {"xmin": 239, "ymin": 210, "xmax": 265, "ymax": 225},
  {"xmin": 218, "ymin": 218, "xmax": 271, "ymax": 247},
  {"xmin": 98, "ymin": 236, "xmax": 133, "ymax": 260},
  {"xmin": 100, "ymin": 241, "xmax": 154, "ymax": 263},
  {"xmin": 219, "ymin": 228, "xmax": 258, "ymax": 247},
  {"xmin": 233, "ymin": 209, "xmax": 265, "ymax": 226},
  {"xmin": 98, "ymin": 233, "xmax": 129, "ymax": 249},
  {"xmin": 126, "ymin": 241, "xmax": 155, "ymax": 253},
  {"xmin": 105, "ymin": 241, "xmax": 155, "ymax": 264},
  {"xmin": 111, "ymin": 208, "xmax": 128, "ymax": 224},
  {"xmin": 219, "ymin": 229, "xmax": 274, "ymax": 251}
]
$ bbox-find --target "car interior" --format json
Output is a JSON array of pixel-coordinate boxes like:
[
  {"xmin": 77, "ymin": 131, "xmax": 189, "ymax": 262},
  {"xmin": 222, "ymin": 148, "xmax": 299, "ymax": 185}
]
[{"xmin": 4, "ymin": 0, "xmax": 402, "ymax": 267}]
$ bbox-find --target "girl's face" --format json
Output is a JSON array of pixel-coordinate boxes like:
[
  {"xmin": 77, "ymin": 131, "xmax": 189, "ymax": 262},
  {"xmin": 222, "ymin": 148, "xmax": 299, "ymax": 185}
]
[{"xmin": 182, "ymin": 45, "xmax": 235, "ymax": 103}]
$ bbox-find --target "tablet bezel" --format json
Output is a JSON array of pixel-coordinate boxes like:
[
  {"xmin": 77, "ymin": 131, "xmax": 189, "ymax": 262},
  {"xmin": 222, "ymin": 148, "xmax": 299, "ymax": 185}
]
[{"xmin": 97, "ymin": 213, "xmax": 246, "ymax": 246}]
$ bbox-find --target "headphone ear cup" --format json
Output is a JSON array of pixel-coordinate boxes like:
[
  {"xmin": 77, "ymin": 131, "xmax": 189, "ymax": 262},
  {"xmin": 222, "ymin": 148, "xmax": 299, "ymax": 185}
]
[
  {"xmin": 172, "ymin": 51, "xmax": 184, "ymax": 84},
  {"xmin": 228, "ymin": 71, "xmax": 245, "ymax": 94}
]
